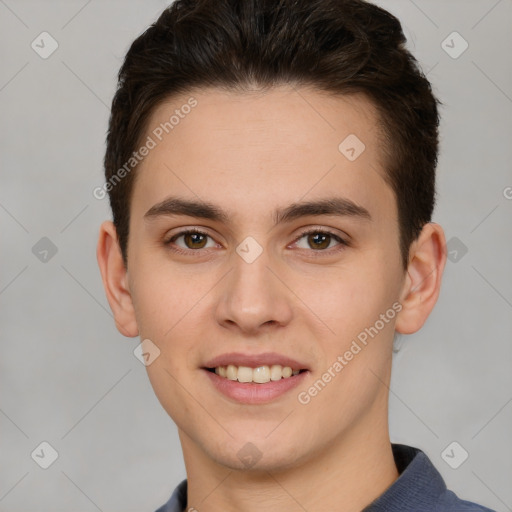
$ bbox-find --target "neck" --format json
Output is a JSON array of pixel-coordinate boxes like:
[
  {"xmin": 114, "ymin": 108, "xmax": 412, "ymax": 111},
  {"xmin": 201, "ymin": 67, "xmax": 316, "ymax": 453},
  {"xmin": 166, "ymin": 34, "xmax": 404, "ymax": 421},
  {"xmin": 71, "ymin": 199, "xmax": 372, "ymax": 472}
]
[{"xmin": 179, "ymin": 404, "xmax": 399, "ymax": 512}]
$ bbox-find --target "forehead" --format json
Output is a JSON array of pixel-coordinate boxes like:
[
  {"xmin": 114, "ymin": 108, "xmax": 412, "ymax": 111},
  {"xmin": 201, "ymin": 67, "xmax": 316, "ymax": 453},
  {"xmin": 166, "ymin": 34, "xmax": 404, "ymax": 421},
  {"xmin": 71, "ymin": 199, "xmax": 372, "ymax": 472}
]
[
  {"xmin": 132, "ymin": 85, "xmax": 395, "ymax": 225},
  {"xmin": 145, "ymin": 85, "xmax": 382, "ymax": 159}
]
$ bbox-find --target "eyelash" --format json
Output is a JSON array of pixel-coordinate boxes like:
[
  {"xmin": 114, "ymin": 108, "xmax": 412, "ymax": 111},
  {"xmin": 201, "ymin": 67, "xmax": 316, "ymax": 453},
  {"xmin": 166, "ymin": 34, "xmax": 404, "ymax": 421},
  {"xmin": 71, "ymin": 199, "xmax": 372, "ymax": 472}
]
[{"xmin": 164, "ymin": 227, "xmax": 349, "ymax": 257}]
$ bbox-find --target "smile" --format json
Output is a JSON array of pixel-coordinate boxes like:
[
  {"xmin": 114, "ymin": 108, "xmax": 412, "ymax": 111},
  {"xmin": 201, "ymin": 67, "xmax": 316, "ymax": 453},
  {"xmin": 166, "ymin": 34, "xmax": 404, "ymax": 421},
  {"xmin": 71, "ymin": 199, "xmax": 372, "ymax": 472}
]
[{"xmin": 207, "ymin": 364, "xmax": 304, "ymax": 383}]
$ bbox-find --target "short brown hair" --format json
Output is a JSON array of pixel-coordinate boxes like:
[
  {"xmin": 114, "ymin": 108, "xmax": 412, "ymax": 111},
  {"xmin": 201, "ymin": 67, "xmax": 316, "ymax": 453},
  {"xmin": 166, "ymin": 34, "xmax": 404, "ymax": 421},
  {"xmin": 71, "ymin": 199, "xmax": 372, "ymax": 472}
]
[{"xmin": 104, "ymin": 0, "xmax": 441, "ymax": 269}]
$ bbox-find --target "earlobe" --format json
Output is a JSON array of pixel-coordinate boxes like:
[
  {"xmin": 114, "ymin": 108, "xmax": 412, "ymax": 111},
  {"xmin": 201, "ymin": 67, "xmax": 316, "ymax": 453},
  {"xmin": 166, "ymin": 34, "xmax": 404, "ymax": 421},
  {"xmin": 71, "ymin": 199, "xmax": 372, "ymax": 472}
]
[
  {"xmin": 96, "ymin": 221, "xmax": 139, "ymax": 337},
  {"xmin": 395, "ymin": 223, "xmax": 447, "ymax": 335}
]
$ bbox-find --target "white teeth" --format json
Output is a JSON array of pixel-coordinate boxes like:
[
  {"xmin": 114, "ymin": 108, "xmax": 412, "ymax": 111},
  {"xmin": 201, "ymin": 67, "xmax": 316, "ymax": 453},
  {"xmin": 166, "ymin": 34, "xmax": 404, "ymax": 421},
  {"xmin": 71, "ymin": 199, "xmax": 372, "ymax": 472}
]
[
  {"xmin": 237, "ymin": 366, "xmax": 253, "ymax": 383},
  {"xmin": 226, "ymin": 364, "xmax": 238, "ymax": 380},
  {"xmin": 270, "ymin": 364, "xmax": 282, "ymax": 381},
  {"xmin": 282, "ymin": 366, "xmax": 292, "ymax": 378},
  {"xmin": 211, "ymin": 364, "xmax": 302, "ymax": 383},
  {"xmin": 253, "ymin": 365, "xmax": 270, "ymax": 383}
]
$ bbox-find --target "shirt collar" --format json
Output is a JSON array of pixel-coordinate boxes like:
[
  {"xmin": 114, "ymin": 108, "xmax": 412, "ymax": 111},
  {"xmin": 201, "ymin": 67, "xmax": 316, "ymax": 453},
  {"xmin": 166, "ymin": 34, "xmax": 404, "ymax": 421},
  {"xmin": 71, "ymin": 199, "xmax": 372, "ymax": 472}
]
[{"xmin": 362, "ymin": 443, "xmax": 447, "ymax": 511}]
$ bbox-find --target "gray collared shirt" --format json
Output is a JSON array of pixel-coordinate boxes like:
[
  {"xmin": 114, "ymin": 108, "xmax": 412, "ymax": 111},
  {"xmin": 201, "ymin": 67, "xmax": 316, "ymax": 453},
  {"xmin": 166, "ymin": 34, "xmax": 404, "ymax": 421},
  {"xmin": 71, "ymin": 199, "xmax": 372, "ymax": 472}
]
[{"xmin": 155, "ymin": 444, "xmax": 496, "ymax": 512}]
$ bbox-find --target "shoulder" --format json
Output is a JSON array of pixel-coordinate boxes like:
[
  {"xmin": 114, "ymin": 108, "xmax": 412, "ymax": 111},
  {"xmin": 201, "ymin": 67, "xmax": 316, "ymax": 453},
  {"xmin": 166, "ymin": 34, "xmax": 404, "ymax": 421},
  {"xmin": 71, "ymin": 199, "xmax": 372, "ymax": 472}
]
[
  {"xmin": 437, "ymin": 488, "xmax": 497, "ymax": 512},
  {"xmin": 154, "ymin": 478, "xmax": 187, "ymax": 512},
  {"xmin": 384, "ymin": 444, "xmax": 497, "ymax": 512}
]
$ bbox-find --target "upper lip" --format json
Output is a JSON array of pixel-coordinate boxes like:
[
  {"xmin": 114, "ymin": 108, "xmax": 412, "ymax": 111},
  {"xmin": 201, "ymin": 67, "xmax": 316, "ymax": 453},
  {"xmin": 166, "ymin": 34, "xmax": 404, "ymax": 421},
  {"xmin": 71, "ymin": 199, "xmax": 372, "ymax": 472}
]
[{"xmin": 203, "ymin": 352, "xmax": 309, "ymax": 371}]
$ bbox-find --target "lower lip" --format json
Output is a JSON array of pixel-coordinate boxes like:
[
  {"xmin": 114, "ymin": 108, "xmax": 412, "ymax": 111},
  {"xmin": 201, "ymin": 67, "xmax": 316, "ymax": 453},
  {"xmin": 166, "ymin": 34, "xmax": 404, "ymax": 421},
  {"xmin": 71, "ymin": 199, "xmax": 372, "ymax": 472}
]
[{"xmin": 203, "ymin": 369, "xmax": 309, "ymax": 404}]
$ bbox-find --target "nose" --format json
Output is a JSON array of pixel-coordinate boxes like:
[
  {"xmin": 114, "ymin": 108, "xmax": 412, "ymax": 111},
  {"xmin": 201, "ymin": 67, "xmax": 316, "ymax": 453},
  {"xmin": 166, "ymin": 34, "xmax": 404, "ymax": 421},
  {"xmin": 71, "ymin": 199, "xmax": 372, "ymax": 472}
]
[{"xmin": 215, "ymin": 244, "xmax": 294, "ymax": 335}]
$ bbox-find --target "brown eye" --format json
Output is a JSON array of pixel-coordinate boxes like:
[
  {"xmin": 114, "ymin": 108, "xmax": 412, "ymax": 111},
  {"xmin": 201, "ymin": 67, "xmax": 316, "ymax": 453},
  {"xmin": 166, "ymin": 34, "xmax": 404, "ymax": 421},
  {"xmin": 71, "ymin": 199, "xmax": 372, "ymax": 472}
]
[
  {"xmin": 307, "ymin": 232, "xmax": 331, "ymax": 250},
  {"xmin": 294, "ymin": 229, "xmax": 347, "ymax": 252},
  {"xmin": 182, "ymin": 232, "xmax": 208, "ymax": 249},
  {"xmin": 165, "ymin": 229, "xmax": 216, "ymax": 253}
]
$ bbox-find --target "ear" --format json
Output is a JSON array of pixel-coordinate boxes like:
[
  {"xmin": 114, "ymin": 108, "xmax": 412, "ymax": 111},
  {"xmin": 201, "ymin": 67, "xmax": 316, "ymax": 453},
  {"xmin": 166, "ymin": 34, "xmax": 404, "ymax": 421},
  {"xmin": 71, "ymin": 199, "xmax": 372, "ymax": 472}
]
[
  {"xmin": 395, "ymin": 222, "xmax": 447, "ymax": 335},
  {"xmin": 96, "ymin": 220, "xmax": 139, "ymax": 337}
]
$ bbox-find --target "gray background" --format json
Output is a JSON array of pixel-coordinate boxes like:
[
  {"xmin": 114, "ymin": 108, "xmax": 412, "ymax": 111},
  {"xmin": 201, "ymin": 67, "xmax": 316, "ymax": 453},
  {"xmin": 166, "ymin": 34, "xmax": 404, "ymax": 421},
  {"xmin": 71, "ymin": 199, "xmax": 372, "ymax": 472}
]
[{"xmin": 0, "ymin": 0, "xmax": 511, "ymax": 511}]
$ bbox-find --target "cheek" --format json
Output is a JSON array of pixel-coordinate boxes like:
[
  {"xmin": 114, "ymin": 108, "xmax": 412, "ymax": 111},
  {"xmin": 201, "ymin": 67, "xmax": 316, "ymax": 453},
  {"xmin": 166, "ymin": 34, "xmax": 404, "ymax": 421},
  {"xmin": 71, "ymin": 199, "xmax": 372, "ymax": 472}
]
[
  {"xmin": 298, "ymin": 263, "xmax": 398, "ymax": 343},
  {"xmin": 129, "ymin": 259, "xmax": 216, "ymax": 384},
  {"xmin": 130, "ymin": 256, "xmax": 202, "ymax": 338},
  {"xmin": 135, "ymin": 268, "xmax": 203, "ymax": 422},
  {"xmin": 294, "ymin": 267, "xmax": 398, "ymax": 417}
]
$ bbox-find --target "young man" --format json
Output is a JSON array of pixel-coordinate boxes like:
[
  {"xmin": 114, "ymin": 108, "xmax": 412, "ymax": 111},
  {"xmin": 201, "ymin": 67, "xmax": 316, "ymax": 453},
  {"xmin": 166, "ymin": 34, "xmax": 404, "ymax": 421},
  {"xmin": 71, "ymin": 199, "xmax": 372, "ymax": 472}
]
[{"xmin": 96, "ymin": 0, "xmax": 496, "ymax": 510}]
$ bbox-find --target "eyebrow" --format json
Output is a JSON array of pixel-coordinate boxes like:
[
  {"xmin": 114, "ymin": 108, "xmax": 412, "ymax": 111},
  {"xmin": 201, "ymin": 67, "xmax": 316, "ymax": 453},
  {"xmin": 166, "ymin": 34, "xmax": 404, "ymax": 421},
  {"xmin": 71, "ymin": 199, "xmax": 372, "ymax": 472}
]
[{"xmin": 144, "ymin": 196, "xmax": 372, "ymax": 225}]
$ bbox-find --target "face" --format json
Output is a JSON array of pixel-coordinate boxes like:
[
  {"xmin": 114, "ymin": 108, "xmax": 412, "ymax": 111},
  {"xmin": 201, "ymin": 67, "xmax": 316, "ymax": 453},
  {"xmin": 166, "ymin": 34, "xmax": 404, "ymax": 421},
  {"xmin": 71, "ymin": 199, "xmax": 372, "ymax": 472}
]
[{"xmin": 123, "ymin": 86, "xmax": 408, "ymax": 471}]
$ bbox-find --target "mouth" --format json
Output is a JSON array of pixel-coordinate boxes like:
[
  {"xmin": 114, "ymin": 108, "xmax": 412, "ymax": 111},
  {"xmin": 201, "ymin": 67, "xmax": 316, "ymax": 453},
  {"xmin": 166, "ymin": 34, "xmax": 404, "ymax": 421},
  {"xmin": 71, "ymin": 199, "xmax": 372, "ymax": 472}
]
[
  {"xmin": 204, "ymin": 365, "xmax": 307, "ymax": 384},
  {"xmin": 202, "ymin": 365, "xmax": 309, "ymax": 404},
  {"xmin": 201, "ymin": 352, "xmax": 310, "ymax": 403}
]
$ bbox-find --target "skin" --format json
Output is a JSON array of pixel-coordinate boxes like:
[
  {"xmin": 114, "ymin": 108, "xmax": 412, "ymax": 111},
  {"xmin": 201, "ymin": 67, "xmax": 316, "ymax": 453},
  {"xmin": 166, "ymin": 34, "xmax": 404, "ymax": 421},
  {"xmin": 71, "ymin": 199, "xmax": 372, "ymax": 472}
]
[{"xmin": 97, "ymin": 85, "xmax": 447, "ymax": 512}]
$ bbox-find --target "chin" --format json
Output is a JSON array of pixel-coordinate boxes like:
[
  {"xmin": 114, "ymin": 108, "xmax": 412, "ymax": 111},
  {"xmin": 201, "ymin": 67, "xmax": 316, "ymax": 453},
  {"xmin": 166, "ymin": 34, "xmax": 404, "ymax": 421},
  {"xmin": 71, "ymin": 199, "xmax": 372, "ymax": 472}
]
[{"xmin": 204, "ymin": 434, "xmax": 307, "ymax": 473}]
